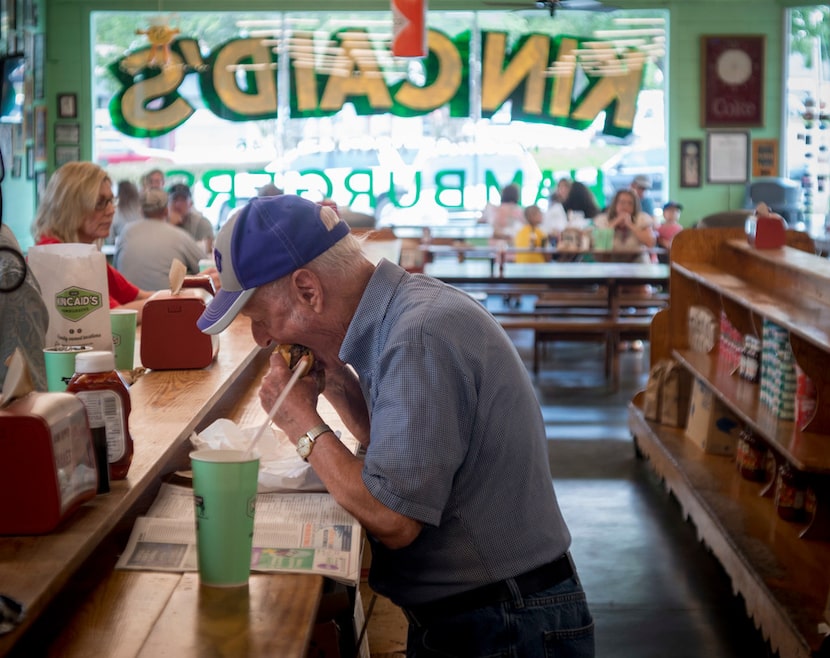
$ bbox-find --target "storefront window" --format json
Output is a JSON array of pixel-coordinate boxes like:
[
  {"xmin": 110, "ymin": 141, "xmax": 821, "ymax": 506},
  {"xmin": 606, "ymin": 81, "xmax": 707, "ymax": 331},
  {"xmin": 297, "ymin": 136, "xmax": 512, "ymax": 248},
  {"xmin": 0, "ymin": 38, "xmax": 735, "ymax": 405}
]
[
  {"xmin": 787, "ymin": 5, "xmax": 830, "ymax": 230},
  {"xmin": 91, "ymin": 8, "xmax": 667, "ymax": 228}
]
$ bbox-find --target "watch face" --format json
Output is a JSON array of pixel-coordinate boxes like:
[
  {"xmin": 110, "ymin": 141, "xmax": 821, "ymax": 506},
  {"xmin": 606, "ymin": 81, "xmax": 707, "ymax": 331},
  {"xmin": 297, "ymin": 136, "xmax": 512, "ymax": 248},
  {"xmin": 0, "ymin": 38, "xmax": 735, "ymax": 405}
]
[
  {"xmin": 297, "ymin": 436, "xmax": 312, "ymax": 459},
  {"xmin": 716, "ymin": 49, "xmax": 752, "ymax": 86}
]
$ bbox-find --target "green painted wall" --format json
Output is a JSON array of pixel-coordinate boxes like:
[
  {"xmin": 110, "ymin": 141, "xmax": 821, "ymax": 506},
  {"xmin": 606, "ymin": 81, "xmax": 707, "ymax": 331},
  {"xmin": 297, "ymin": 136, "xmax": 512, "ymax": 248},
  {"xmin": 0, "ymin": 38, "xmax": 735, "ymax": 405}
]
[
  {"xmin": 666, "ymin": 1, "xmax": 788, "ymax": 223},
  {"xmin": 2, "ymin": 0, "xmax": 823, "ymax": 248}
]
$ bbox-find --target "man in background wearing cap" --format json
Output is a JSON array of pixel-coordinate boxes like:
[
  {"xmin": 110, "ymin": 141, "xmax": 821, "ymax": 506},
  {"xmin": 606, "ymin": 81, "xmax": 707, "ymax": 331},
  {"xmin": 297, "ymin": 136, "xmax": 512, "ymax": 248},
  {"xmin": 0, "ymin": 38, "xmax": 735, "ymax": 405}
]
[
  {"xmin": 657, "ymin": 201, "xmax": 684, "ymax": 256},
  {"xmin": 114, "ymin": 188, "xmax": 204, "ymax": 291},
  {"xmin": 630, "ymin": 174, "xmax": 655, "ymax": 217},
  {"xmin": 197, "ymin": 194, "xmax": 594, "ymax": 657},
  {"xmin": 167, "ymin": 183, "xmax": 215, "ymax": 256}
]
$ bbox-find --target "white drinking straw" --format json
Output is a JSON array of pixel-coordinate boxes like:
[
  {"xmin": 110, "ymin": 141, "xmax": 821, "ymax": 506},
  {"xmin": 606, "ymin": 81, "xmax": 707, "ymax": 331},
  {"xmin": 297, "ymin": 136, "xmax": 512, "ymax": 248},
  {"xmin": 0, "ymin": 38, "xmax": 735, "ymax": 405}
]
[{"xmin": 243, "ymin": 355, "xmax": 311, "ymax": 458}]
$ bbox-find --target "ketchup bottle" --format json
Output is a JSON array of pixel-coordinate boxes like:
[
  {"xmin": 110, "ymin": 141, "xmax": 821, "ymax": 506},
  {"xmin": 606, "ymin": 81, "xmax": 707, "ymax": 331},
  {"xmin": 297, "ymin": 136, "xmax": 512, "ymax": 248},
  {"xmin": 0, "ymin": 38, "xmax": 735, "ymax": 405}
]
[{"xmin": 67, "ymin": 350, "xmax": 134, "ymax": 481}]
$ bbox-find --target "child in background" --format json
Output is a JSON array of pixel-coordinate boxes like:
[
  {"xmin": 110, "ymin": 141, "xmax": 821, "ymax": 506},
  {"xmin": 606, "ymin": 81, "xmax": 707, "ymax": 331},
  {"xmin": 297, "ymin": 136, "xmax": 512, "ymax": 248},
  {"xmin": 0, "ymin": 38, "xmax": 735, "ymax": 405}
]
[
  {"xmin": 481, "ymin": 183, "xmax": 525, "ymax": 242},
  {"xmin": 657, "ymin": 201, "xmax": 684, "ymax": 252},
  {"xmin": 514, "ymin": 204, "xmax": 548, "ymax": 263}
]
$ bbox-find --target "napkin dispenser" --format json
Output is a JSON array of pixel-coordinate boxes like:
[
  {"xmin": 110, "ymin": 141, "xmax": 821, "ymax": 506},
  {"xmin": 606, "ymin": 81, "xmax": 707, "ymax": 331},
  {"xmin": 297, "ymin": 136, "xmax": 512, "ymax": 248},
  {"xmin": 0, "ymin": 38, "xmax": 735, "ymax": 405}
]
[
  {"xmin": 751, "ymin": 214, "xmax": 787, "ymax": 249},
  {"xmin": 0, "ymin": 392, "xmax": 98, "ymax": 535},
  {"xmin": 746, "ymin": 203, "xmax": 787, "ymax": 250},
  {"xmin": 140, "ymin": 276, "xmax": 219, "ymax": 370}
]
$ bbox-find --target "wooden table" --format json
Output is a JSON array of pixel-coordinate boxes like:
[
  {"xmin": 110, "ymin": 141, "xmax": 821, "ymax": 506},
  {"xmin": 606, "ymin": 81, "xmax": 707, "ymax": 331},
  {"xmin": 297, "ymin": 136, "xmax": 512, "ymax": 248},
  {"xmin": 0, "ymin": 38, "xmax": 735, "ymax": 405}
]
[
  {"xmin": 423, "ymin": 260, "xmax": 669, "ymax": 311},
  {"xmin": 420, "ymin": 244, "xmax": 666, "ymax": 272},
  {"xmin": 423, "ymin": 261, "xmax": 670, "ymax": 384},
  {"xmin": 0, "ymin": 318, "xmax": 326, "ymax": 657}
]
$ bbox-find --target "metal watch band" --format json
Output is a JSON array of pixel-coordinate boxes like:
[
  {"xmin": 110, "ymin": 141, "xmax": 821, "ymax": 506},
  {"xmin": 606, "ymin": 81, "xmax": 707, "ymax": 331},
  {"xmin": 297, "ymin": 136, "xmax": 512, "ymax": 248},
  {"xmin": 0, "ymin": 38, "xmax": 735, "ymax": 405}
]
[{"xmin": 297, "ymin": 423, "xmax": 332, "ymax": 460}]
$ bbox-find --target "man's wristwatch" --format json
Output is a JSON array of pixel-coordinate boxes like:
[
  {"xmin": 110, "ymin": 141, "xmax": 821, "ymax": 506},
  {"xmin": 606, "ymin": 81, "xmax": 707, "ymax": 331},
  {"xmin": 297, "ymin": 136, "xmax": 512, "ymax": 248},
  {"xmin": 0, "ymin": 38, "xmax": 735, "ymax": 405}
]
[{"xmin": 296, "ymin": 423, "xmax": 332, "ymax": 461}]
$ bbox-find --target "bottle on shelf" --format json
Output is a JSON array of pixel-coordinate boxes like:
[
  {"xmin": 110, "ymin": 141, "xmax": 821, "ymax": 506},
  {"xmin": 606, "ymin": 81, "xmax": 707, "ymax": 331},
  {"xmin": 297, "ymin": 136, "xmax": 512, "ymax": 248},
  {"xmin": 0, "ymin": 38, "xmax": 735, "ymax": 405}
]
[
  {"xmin": 736, "ymin": 428, "xmax": 767, "ymax": 482},
  {"xmin": 774, "ymin": 463, "xmax": 810, "ymax": 523}
]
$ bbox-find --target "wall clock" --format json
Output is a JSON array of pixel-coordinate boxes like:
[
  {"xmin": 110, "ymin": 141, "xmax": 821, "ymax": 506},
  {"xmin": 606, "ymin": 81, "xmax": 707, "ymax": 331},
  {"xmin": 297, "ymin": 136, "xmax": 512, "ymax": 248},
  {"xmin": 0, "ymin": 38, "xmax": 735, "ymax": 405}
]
[{"xmin": 701, "ymin": 35, "xmax": 765, "ymax": 127}]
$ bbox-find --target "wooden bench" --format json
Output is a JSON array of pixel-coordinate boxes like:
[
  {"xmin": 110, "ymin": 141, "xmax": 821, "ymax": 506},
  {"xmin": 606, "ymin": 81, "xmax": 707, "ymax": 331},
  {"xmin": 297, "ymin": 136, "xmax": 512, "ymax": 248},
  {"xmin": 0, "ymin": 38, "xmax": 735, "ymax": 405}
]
[
  {"xmin": 495, "ymin": 314, "xmax": 653, "ymax": 387},
  {"xmin": 534, "ymin": 289, "xmax": 669, "ymax": 317}
]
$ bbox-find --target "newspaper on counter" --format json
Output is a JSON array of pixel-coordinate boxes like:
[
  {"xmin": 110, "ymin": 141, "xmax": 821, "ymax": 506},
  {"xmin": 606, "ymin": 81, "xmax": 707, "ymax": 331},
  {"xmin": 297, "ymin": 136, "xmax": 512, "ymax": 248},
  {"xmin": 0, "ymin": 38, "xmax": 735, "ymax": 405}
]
[{"xmin": 116, "ymin": 482, "xmax": 362, "ymax": 586}]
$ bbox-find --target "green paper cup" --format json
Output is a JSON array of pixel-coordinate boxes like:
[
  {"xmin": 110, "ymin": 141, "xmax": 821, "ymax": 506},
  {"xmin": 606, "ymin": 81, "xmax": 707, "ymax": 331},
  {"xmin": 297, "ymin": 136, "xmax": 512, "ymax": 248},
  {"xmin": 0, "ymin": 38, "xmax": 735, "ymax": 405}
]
[
  {"xmin": 593, "ymin": 228, "xmax": 614, "ymax": 251},
  {"xmin": 110, "ymin": 308, "xmax": 138, "ymax": 370},
  {"xmin": 190, "ymin": 449, "xmax": 260, "ymax": 587},
  {"xmin": 43, "ymin": 345, "xmax": 92, "ymax": 392}
]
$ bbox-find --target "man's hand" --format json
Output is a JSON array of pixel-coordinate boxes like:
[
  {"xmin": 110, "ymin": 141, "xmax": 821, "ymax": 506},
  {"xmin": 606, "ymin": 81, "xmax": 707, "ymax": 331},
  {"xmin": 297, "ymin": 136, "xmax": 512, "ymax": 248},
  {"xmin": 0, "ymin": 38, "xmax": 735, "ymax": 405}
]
[{"xmin": 259, "ymin": 350, "xmax": 322, "ymax": 441}]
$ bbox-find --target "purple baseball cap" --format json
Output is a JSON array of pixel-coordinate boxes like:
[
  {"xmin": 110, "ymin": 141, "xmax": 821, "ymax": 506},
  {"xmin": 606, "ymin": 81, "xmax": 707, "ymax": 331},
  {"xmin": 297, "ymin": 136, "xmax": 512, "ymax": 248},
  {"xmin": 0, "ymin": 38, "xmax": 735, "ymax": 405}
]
[{"xmin": 197, "ymin": 195, "xmax": 350, "ymax": 334}]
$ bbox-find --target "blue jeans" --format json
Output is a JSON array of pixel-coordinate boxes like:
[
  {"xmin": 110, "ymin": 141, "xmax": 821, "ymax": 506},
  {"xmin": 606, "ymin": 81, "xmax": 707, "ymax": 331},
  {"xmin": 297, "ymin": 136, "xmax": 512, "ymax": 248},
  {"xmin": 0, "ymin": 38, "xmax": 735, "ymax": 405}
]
[{"xmin": 405, "ymin": 575, "xmax": 595, "ymax": 658}]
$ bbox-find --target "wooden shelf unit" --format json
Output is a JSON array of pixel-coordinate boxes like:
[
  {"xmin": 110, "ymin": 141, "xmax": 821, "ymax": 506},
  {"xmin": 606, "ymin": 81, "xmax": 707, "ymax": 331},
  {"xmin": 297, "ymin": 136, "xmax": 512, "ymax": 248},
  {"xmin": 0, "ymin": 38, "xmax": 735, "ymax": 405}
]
[{"xmin": 631, "ymin": 227, "xmax": 830, "ymax": 658}]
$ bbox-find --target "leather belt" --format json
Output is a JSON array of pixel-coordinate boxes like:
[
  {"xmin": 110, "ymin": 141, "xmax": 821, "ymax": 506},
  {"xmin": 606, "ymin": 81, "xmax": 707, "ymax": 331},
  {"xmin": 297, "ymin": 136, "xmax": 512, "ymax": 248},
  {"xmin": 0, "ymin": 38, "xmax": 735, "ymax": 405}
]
[{"xmin": 402, "ymin": 553, "xmax": 574, "ymax": 627}]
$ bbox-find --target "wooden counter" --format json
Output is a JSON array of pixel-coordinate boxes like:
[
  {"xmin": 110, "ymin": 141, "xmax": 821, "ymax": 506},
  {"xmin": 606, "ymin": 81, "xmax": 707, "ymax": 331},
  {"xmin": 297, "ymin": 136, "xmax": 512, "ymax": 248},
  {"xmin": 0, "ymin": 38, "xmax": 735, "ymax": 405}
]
[
  {"xmin": 0, "ymin": 318, "xmax": 326, "ymax": 657},
  {"xmin": 629, "ymin": 228, "xmax": 830, "ymax": 658},
  {"xmin": 629, "ymin": 400, "xmax": 830, "ymax": 658}
]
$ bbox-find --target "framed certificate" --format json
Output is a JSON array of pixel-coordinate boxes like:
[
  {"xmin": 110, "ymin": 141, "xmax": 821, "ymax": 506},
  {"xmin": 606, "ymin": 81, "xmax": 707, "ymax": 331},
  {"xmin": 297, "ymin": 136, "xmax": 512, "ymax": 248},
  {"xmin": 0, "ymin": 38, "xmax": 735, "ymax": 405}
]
[
  {"xmin": 55, "ymin": 144, "xmax": 80, "ymax": 167},
  {"xmin": 54, "ymin": 122, "xmax": 80, "ymax": 144},
  {"xmin": 707, "ymin": 131, "xmax": 749, "ymax": 184},
  {"xmin": 57, "ymin": 93, "xmax": 77, "ymax": 119}
]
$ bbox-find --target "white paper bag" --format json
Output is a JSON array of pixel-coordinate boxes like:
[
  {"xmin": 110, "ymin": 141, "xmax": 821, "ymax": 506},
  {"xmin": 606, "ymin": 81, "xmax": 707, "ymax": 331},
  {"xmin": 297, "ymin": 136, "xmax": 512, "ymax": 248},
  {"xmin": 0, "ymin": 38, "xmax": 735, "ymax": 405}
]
[{"xmin": 27, "ymin": 243, "xmax": 113, "ymax": 351}]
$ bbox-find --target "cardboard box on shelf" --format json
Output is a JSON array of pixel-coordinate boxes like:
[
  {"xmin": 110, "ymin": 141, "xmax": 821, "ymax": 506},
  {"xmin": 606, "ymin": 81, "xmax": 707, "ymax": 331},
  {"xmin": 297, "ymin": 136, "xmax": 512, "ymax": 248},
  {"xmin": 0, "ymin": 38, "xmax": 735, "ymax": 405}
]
[
  {"xmin": 659, "ymin": 362, "xmax": 693, "ymax": 428},
  {"xmin": 643, "ymin": 359, "xmax": 692, "ymax": 428},
  {"xmin": 685, "ymin": 377, "xmax": 742, "ymax": 455}
]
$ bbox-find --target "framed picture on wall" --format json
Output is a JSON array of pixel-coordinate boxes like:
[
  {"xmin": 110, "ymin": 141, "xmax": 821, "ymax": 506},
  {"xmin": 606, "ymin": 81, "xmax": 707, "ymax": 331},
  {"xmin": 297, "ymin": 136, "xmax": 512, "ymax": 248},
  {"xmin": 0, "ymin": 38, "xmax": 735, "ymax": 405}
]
[
  {"xmin": 707, "ymin": 131, "xmax": 749, "ymax": 184},
  {"xmin": 33, "ymin": 33, "xmax": 43, "ymax": 99},
  {"xmin": 0, "ymin": 124, "xmax": 10, "ymax": 164},
  {"xmin": 24, "ymin": 0, "xmax": 37, "ymax": 27},
  {"xmin": 11, "ymin": 154, "xmax": 21, "ymax": 178},
  {"xmin": 57, "ymin": 93, "xmax": 77, "ymax": 119},
  {"xmin": 680, "ymin": 139, "xmax": 702, "ymax": 188},
  {"xmin": 0, "ymin": 4, "xmax": 7, "ymax": 54},
  {"xmin": 35, "ymin": 169, "xmax": 47, "ymax": 202},
  {"xmin": 12, "ymin": 122, "xmax": 22, "ymax": 156},
  {"xmin": 55, "ymin": 144, "xmax": 80, "ymax": 167},
  {"xmin": 54, "ymin": 122, "xmax": 80, "ymax": 144},
  {"xmin": 751, "ymin": 138, "xmax": 778, "ymax": 177},
  {"xmin": 6, "ymin": 0, "xmax": 15, "ymax": 34},
  {"xmin": 34, "ymin": 104, "xmax": 46, "ymax": 163},
  {"xmin": 25, "ymin": 143, "xmax": 33, "ymax": 179},
  {"xmin": 701, "ymin": 35, "xmax": 765, "ymax": 127}
]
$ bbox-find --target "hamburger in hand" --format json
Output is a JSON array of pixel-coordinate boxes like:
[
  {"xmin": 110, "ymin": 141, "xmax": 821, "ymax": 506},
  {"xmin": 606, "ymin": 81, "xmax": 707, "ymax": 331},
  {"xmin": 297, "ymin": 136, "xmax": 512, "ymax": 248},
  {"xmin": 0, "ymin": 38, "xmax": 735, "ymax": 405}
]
[
  {"xmin": 275, "ymin": 344, "xmax": 324, "ymax": 391},
  {"xmin": 276, "ymin": 343, "xmax": 313, "ymax": 374}
]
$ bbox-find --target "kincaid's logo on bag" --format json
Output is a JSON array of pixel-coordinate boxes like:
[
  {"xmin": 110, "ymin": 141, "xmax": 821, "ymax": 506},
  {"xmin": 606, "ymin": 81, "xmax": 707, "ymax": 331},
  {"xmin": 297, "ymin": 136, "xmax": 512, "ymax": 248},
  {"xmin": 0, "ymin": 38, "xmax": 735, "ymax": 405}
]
[{"xmin": 55, "ymin": 286, "xmax": 104, "ymax": 321}]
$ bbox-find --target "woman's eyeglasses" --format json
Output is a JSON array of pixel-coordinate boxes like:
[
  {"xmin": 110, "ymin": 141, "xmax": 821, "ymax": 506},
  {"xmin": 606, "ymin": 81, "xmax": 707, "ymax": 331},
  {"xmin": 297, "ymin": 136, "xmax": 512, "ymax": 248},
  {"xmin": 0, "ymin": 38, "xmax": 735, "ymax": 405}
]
[{"xmin": 94, "ymin": 196, "xmax": 117, "ymax": 211}]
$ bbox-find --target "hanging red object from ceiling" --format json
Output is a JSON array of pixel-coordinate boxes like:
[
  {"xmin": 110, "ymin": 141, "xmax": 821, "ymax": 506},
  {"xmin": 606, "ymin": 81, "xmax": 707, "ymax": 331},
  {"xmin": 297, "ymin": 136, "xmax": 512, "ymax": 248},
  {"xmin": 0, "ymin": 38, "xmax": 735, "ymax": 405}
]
[{"xmin": 391, "ymin": 0, "xmax": 427, "ymax": 58}]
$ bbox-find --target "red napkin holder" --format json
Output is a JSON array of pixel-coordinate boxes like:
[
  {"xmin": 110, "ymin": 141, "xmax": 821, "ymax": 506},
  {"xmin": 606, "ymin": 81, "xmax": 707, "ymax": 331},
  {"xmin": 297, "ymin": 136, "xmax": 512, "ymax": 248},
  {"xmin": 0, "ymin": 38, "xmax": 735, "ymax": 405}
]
[
  {"xmin": 0, "ymin": 392, "xmax": 98, "ymax": 535},
  {"xmin": 140, "ymin": 275, "xmax": 219, "ymax": 370},
  {"xmin": 750, "ymin": 214, "xmax": 787, "ymax": 249}
]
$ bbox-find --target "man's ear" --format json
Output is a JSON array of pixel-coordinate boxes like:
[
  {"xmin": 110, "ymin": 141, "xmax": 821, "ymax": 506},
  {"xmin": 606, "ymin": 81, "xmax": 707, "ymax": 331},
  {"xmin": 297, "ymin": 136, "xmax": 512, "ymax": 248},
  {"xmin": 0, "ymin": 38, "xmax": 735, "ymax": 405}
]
[{"xmin": 291, "ymin": 268, "xmax": 323, "ymax": 310}]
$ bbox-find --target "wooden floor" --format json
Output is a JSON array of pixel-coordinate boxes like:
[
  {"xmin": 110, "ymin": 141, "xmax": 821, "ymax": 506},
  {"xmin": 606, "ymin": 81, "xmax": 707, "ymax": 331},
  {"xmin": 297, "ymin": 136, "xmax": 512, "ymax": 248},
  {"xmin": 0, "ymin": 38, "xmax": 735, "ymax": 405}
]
[{"xmin": 360, "ymin": 333, "xmax": 775, "ymax": 657}]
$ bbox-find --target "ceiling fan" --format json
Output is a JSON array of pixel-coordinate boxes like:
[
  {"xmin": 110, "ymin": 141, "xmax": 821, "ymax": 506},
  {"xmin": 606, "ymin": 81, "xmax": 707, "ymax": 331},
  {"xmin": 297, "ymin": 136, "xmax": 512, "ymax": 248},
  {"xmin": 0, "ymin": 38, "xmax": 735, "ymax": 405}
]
[{"xmin": 481, "ymin": 1, "xmax": 617, "ymax": 17}]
